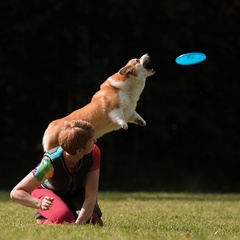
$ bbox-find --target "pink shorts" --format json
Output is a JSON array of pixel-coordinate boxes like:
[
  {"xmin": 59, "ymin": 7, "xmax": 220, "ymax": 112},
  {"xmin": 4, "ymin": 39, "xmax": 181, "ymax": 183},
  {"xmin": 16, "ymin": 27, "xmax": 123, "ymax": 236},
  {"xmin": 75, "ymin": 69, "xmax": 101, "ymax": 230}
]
[{"xmin": 32, "ymin": 187, "xmax": 103, "ymax": 226}]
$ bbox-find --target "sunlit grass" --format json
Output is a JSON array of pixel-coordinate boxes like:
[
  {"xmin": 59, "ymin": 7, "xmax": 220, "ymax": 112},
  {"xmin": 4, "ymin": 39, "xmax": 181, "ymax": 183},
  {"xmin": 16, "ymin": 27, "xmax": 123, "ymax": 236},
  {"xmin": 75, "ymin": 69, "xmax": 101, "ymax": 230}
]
[{"xmin": 1, "ymin": 191, "xmax": 240, "ymax": 240}]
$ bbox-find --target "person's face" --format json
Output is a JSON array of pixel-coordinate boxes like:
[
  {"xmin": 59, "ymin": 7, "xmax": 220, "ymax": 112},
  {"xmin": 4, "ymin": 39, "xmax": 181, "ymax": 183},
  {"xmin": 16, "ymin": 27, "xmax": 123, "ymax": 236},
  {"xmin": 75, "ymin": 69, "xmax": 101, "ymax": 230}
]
[{"xmin": 81, "ymin": 137, "xmax": 97, "ymax": 155}]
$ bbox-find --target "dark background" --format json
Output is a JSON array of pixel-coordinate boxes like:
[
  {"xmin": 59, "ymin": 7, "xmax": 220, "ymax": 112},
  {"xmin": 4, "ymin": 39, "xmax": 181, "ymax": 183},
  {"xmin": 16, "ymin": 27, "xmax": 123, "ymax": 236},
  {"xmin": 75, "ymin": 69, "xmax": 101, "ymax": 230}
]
[{"xmin": 1, "ymin": 0, "xmax": 240, "ymax": 192}]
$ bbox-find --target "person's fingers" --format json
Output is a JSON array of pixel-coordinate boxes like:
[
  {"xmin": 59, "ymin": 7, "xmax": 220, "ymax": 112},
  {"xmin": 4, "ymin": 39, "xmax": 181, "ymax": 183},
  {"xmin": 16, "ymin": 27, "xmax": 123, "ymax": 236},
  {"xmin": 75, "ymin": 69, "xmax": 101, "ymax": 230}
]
[
  {"xmin": 41, "ymin": 197, "xmax": 54, "ymax": 210},
  {"xmin": 45, "ymin": 196, "xmax": 54, "ymax": 202}
]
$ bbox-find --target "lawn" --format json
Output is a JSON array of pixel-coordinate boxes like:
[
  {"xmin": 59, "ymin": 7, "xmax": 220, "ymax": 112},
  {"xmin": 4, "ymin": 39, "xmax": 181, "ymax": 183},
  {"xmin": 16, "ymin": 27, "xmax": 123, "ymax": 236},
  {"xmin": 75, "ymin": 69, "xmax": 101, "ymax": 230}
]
[{"xmin": 1, "ymin": 191, "xmax": 240, "ymax": 240}]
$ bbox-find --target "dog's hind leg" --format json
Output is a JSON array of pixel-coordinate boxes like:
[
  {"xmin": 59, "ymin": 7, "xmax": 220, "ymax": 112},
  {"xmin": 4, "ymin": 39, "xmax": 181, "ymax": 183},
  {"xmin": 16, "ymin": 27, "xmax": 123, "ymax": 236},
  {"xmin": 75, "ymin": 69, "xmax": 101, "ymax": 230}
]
[{"xmin": 42, "ymin": 120, "xmax": 62, "ymax": 152}]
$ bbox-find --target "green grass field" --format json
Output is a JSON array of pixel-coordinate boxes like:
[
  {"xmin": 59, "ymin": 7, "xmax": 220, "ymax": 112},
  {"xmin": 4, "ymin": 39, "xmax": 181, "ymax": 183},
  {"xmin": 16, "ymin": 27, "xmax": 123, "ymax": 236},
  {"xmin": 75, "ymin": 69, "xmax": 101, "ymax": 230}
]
[{"xmin": 1, "ymin": 191, "xmax": 240, "ymax": 240}]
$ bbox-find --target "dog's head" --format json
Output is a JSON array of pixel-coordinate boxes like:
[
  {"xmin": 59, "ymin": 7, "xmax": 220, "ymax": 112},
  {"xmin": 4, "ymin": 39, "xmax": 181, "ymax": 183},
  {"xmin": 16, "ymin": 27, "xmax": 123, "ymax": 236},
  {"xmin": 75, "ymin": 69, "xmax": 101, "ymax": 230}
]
[{"xmin": 119, "ymin": 54, "xmax": 155, "ymax": 78}]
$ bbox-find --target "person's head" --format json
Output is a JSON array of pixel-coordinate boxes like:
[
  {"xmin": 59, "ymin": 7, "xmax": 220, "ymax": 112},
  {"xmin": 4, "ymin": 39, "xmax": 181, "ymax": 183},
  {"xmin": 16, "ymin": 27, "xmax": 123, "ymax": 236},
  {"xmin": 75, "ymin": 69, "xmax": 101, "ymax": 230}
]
[{"xmin": 58, "ymin": 120, "xmax": 96, "ymax": 155}]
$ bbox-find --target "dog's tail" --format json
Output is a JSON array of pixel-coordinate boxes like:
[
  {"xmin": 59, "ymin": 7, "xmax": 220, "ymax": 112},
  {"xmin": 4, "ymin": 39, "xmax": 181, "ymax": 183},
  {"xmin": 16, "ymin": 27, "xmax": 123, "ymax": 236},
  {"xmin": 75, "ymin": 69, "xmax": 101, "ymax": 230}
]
[{"xmin": 42, "ymin": 120, "xmax": 62, "ymax": 152}]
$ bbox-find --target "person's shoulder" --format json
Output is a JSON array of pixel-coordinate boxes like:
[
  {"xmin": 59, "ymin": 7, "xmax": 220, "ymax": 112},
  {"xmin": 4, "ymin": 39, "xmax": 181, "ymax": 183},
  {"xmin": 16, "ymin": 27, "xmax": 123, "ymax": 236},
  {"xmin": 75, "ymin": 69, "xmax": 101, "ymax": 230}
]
[
  {"xmin": 92, "ymin": 144, "xmax": 101, "ymax": 156},
  {"xmin": 93, "ymin": 144, "xmax": 100, "ymax": 151},
  {"xmin": 44, "ymin": 146, "xmax": 63, "ymax": 159},
  {"xmin": 90, "ymin": 144, "xmax": 101, "ymax": 170}
]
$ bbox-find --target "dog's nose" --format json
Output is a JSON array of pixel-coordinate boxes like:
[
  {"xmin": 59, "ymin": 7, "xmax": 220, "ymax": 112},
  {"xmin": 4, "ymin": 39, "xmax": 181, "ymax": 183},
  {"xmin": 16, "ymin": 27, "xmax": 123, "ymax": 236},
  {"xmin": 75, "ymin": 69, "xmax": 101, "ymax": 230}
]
[{"xmin": 141, "ymin": 53, "xmax": 150, "ymax": 59}]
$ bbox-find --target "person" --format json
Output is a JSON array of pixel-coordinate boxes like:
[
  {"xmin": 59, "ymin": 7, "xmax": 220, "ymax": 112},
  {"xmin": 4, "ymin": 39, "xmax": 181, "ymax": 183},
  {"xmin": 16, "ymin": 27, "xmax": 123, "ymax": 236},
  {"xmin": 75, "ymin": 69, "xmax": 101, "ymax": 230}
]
[{"xmin": 10, "ymin": 119, "xmax": 103, "ymax": 226}]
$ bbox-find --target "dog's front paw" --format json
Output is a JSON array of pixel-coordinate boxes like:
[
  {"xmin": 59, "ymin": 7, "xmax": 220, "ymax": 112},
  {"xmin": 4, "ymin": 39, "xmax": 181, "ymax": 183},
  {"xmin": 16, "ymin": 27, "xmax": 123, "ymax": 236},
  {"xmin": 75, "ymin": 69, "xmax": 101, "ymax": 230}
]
[
  {"xmin": 135, "ymin": 118, "xmax": 146, "ymax": 126},
  {"xmin": 118, "ymin": 120, "xmax": 128, "ymax": 130},
  {"xmin": 129, "ymin": 112, "xmax": 146, "ymax": 127}
]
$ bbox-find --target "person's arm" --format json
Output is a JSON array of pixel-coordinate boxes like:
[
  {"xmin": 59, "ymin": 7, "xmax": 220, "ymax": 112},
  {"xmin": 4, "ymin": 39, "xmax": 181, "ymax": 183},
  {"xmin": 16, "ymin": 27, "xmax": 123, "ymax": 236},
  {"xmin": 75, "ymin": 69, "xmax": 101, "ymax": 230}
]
[
  {"xmin": 75, "ymin": 169, "xmax": 99, "ymax": 224},
  {"xmin": 10, "ymin": 172, "xmax": 53, "ymax": 210}
]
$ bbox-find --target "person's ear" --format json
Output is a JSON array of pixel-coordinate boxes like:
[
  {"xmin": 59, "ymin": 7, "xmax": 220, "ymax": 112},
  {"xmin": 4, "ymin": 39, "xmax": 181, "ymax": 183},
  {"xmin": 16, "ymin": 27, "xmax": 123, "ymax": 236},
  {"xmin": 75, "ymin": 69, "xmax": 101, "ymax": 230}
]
[{"xmin": 76, "ymin": 149, "xmax": 82, "ymax": 154}]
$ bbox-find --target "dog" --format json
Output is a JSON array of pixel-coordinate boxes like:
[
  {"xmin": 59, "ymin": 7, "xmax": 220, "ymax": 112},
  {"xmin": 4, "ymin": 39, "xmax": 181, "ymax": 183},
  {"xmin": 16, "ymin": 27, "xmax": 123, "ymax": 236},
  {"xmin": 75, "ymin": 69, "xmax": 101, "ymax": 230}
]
[{"xmin": 42, "ymin": 53, "xmax": 155, "ymax": 151}]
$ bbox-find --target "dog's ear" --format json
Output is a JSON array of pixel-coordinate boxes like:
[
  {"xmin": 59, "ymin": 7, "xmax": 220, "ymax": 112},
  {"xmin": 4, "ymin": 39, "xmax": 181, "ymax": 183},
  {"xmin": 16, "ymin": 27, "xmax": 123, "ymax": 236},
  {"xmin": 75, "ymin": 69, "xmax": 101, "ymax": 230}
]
[{"xmin": 119, "ymin": 66, "xmax": 132, "ymax": 75}]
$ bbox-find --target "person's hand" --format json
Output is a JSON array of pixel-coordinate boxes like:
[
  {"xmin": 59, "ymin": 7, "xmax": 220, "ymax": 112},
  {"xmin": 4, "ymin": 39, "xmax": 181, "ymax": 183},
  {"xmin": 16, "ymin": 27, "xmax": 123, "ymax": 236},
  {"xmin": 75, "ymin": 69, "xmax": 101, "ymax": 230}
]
[{"xmin": 40, "ymin": 196, "xmax": 54, "ymax": 211}]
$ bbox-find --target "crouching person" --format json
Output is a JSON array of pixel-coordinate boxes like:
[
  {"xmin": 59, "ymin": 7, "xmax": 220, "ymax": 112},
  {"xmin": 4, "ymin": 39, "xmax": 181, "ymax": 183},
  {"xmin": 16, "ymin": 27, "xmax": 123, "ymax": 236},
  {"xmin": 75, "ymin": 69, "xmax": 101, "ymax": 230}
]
[{"xmin": 10, "ymin": 120, "xmax": 103, "ymax": 226}]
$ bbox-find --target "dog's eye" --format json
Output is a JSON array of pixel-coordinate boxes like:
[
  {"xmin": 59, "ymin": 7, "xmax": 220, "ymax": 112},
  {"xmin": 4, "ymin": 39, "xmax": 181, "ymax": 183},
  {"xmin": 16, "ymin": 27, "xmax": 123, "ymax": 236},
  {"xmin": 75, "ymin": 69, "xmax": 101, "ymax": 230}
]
[{"xmin": 134, "ymin": 59, "xmax": 140, "ymax": 65}]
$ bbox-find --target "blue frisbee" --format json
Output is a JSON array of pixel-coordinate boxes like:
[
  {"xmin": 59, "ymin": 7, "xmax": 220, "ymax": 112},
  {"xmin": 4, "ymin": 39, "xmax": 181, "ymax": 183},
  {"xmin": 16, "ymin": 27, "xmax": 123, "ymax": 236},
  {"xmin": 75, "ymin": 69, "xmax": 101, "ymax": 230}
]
[{"xmin": 175, "ymin": 52, "xmax": 206, "ymax": 65}]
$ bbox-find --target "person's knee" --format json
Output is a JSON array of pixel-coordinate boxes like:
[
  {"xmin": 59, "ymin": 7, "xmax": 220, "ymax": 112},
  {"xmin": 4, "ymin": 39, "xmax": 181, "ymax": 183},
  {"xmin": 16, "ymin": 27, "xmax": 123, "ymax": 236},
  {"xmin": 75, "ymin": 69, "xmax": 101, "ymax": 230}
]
[{"xmin": 41, "ymin": 209, "xmax": 76, "ymax": 224}]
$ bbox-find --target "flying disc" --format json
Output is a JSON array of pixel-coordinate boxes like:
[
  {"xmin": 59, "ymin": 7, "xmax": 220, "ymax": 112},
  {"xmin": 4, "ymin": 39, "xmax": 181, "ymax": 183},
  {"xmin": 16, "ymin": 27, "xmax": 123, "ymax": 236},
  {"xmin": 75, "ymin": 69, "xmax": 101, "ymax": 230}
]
[{"xmin": 175, "ymin": 52, "xmax": 206, "ymax": 65}]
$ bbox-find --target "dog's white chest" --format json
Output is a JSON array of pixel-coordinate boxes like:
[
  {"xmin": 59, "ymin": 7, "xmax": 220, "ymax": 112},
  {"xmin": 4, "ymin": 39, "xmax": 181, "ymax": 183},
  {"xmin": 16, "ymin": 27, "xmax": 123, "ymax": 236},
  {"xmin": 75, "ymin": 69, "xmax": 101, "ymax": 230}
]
[{"xmin": 118, "ymin": 90, "xmax": 141, "ymax": 122}]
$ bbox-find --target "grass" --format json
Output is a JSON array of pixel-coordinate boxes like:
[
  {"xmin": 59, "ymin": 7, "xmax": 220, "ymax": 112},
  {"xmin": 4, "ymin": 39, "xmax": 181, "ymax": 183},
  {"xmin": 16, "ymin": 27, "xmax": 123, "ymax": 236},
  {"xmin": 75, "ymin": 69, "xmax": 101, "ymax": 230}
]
[{"xmin": 1, "ymin": 191, "xmax": 240, "ymax": 240}]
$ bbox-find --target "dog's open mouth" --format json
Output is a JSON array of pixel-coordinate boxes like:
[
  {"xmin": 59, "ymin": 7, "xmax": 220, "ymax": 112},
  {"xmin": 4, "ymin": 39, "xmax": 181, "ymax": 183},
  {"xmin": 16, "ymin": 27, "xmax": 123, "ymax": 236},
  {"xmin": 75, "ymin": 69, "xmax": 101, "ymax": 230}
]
[
  {"xmin": 143, "ymin": 58, "xmax": 151, "ymax": 69},
  {"xmin": 142, "ymin": 56, "xmax": 155, "ymax": 73}
]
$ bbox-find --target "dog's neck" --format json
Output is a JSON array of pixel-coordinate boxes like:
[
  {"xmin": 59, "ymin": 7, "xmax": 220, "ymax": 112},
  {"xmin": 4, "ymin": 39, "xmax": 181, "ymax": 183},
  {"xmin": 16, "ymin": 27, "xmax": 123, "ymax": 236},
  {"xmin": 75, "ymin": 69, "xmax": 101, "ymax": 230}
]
[{"xmin": 108, "ymin": 76, "xmax": 146, "ymax": 92}]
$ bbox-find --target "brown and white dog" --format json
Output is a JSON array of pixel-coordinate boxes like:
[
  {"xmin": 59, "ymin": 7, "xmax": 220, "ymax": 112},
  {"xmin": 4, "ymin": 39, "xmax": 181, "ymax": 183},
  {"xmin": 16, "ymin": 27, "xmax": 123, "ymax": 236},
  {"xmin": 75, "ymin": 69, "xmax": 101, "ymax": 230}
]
[{"xmin": 42, "ymin": 53, "xmax": 155, "ymax": 151}]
